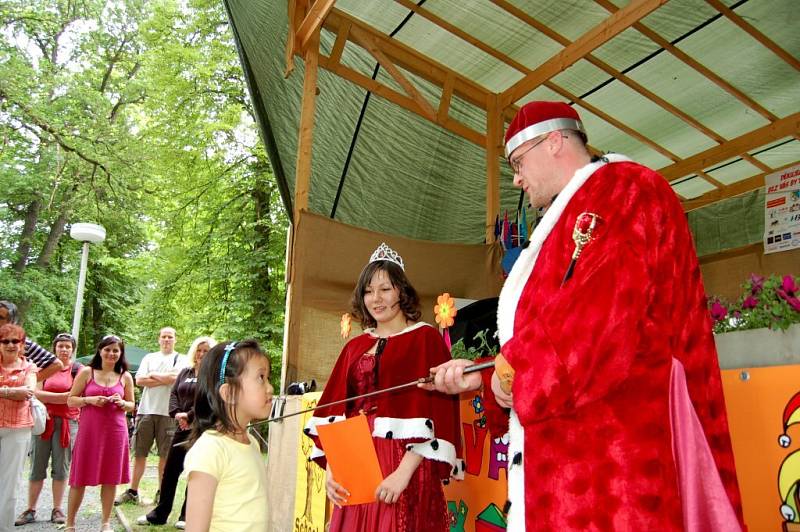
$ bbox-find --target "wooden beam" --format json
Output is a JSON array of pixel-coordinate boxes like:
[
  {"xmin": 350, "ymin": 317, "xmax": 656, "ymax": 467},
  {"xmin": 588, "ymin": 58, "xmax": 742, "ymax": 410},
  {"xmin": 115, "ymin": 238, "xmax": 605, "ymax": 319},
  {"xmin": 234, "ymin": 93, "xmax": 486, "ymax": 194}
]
[
  {"xmin": 544, "ymin": 81, "xmax": 680, "ymax": 162},
  {"xmin": 349, "ymin": 25, "xmax": 436, "ymax": 120},
  {"xmin": 492, "ymin": 0, "xmax": 771, "ymax": 175},
  {"xmin": 659, "ymin": 112, "xmax": 800, "ymax": 181},
  {"xmin": 296, "ymin": 0, "xmax": 336, "ymax": 52},
  {"xmin": 438, "ymin": 73, "xmax": 454, "ymax": 122},
  {"xmin": 318, "ymin": 54, "xmax": 485, "ymax": 146},
  {"xmin": 706, "ymin": 0, "xmax": 800, "ymax": 72},
  {"xmin": 595, "ymin": 0, "xmax": 778, "ymax": 123},
  {"xmin": 284, "ymin": 0, "xmax": 299, "ymax": 78},
  {"xmin": 500, "ymin": 0, "xmax": 667, "ymax": 108},
  {"xmin": 294, "ymin": 30, "xmax": 320, "ymax": 221},
  {"xmin": 328, "ymin": 19, "xmax": 349, "ymax": 65},
  {"xmin": 324, "ymin": 8, "xmax": 491, "ymax": 111},
  {"xmin": 486, "ymin": 95, "xmax": 502, "ymax": 242},
  {"xmin": 698, "ymin": 242, "xmax": 762, "ymax": 265},
  {"xmin": 682, "ymin": 160, "xmax": 800, "ymax": 212}
]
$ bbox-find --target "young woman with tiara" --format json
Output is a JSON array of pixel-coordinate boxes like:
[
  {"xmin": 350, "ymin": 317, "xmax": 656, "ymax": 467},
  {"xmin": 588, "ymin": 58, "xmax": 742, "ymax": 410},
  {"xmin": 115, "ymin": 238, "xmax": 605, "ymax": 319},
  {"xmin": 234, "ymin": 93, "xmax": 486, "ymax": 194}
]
[
  {"xmin": 183, "ymin": 340, "xmax": 273, "ymax": 531},
  {"xmin": 304, "ymin": 243, "xmax": 463, "ymax": 532}
]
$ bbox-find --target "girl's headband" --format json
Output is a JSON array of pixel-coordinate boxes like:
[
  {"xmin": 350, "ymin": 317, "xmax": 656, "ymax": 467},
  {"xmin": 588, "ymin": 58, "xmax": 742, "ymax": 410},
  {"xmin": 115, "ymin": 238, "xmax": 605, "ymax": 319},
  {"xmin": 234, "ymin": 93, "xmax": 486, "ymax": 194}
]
[{"xmin": 218, "ymin": 342, "xmax": 238, "ymax": 387}]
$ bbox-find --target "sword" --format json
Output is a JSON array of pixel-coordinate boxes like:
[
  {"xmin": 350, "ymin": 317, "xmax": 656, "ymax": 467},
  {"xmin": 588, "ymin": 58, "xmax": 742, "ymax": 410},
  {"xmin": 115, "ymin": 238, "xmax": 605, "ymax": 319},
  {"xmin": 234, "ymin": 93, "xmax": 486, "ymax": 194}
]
[{"xmin": 250, "ymin": 359, "xmax": 495, "ymax": 427}]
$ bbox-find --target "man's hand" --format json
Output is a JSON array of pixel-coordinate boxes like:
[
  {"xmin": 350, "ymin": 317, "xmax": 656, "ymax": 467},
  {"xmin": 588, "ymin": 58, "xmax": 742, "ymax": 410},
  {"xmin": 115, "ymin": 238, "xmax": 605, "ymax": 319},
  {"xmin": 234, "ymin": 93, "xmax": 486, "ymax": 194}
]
[
  {"xmin": 491, "ymin": 371, "xmax": 513, "ymax": 408},
  {"xmin": 421, "ymin": 359, "xmax": 482, "ymax": 395}
]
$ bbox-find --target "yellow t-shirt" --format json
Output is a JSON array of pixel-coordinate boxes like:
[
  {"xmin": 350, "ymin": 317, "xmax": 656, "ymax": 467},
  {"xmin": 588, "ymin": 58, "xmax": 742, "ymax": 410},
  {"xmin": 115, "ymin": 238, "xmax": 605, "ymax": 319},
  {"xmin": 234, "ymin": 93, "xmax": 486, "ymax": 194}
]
[{"xmin": 184, "ymin": 430, "xmax": 268, "ymax": 531}]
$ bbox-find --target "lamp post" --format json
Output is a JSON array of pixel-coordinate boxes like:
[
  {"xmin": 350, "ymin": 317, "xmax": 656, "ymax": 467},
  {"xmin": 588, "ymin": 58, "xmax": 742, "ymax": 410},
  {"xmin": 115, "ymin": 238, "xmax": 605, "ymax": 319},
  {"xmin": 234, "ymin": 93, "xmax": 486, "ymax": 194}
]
[{"xmin": 69, "ymin": 223, "xmax": 106, "ymax": 343}]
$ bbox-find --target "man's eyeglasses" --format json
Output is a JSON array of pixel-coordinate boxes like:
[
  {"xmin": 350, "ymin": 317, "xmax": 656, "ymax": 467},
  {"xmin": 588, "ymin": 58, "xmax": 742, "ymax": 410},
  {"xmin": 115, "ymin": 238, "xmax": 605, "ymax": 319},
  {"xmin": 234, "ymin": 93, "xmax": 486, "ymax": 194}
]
[
  {"xmin": 0, "ymin": 339, "xmax": 22, "ymax": 345},
  {"xmin": 508, "ymin": 132, "xmax": 571, "ymax": 174}
]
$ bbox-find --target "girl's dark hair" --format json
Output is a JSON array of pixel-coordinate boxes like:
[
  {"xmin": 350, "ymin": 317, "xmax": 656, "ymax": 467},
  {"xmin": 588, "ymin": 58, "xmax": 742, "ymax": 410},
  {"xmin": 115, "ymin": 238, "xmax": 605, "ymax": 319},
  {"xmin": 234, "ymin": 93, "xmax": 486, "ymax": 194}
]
[
  {"xmin": 89, "ymin": 335, "xmax": 128, "ymax": 374},
  {"xmin": 190, "ymin": 339, "xmax": 264, "ymax": 444},
  {"xmin": 350, "ymin": 261, "xmax": 421, "ymax": 329}
]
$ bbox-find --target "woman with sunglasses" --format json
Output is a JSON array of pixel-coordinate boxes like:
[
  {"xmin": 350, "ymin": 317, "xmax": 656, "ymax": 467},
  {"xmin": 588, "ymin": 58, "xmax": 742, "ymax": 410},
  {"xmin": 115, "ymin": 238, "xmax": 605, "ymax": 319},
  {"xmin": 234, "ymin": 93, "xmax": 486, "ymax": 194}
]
[
  {"xmin": 65, "ymin": 335, "xmax": 135, "ymax": 532},
  {"xmin": 0, "ymin": 323, "xmax": 38, "ymax": 531},
  {"xmin": 15, "ymin": 333, "xmax": 83, "ymax": 526}
]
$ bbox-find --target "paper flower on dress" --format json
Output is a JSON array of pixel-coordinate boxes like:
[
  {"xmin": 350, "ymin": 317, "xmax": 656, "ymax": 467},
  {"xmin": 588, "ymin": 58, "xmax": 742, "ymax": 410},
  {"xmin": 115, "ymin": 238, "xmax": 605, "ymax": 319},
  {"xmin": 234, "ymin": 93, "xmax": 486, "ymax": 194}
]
[
  {"xmin": 340, "ymin": 313, "xmax": 352, "ymax": 339},
  {"xmin": 434, "ymin": 293, "xmax": 457, "ymax": 328}
]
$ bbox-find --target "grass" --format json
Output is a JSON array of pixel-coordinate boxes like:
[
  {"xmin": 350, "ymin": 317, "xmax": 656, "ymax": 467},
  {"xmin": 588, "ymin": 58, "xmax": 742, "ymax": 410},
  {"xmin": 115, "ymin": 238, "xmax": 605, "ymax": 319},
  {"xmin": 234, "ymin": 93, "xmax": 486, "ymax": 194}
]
[{"xmin": 115, "ymin": 454, "xmax": 187, "ymax": 531}]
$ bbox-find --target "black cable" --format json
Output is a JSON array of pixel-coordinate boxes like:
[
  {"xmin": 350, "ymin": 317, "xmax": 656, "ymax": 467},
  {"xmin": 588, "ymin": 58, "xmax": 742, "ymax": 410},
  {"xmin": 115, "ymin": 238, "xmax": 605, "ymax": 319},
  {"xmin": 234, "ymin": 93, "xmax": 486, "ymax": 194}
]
[{"xmin": 330, "ymin": 0, "xmax": 428, "ymax": 218}]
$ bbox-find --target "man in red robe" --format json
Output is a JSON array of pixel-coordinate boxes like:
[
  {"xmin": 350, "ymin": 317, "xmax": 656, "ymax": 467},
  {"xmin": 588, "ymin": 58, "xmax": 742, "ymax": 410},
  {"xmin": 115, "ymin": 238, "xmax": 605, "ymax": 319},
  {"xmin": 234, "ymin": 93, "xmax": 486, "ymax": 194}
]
[{"xmin": 430, "ymin": 101, "xmax": 744, "ymax": 531}]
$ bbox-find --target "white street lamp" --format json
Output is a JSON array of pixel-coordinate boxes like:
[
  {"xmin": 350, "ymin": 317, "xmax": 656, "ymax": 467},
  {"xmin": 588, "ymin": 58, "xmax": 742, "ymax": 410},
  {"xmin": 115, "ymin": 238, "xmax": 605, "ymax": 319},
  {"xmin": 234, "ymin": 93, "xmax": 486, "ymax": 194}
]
[{"xmin": 69, "ymin": 223, "xmax": 106, "ymax": 343}]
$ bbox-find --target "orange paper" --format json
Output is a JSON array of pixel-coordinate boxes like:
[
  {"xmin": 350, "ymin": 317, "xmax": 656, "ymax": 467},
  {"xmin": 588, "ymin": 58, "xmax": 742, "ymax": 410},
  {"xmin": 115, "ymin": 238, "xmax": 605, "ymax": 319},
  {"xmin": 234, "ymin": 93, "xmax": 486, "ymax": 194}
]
[{"xmin": 316, "ymin": 414, "xmax": 383, "ymax": 505}]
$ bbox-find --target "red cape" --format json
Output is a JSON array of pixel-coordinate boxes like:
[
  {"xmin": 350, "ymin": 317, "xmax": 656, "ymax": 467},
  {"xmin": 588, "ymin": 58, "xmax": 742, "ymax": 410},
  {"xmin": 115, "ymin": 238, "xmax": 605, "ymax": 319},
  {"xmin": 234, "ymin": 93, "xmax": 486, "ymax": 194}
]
[{"xmin": 305, "ymin": 323, "xmax": 463, "ymax": 480}]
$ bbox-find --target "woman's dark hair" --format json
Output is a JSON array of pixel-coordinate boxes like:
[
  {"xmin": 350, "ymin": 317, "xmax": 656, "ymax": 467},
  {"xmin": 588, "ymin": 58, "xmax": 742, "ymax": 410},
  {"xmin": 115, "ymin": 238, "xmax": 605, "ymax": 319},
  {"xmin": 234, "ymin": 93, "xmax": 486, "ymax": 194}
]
[
  {"xmin": 350, "ymin": 261, "xmax": 421, "ymax": 329},
  {"xmin": 190, "ymin": 339, "xmax": 265, "ymax": 444},
  {"xmin": 89, "ymin": 335, "xmax": 128, "ymax": 374},
  {"xmin": 52, "ymin": 333, "xmax": 77, "ymax": 352}
]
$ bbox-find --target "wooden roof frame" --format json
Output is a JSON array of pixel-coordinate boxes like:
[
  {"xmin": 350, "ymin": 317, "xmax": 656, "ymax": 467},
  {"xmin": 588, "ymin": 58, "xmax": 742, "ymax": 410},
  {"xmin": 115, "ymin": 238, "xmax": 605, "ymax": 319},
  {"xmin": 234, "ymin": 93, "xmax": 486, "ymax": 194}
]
[{"xmin": 285, "ymin": 0, "xmax": 799, "ymax": 240}]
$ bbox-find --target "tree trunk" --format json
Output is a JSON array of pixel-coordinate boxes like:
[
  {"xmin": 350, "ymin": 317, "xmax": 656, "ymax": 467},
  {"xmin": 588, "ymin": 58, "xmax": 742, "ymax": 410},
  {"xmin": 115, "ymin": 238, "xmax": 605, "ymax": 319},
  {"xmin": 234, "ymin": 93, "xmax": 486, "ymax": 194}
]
[
  {"xmin": 12, "ymin": 199, "xmax": 41, "ymax": 273},
  {"xmin": 36, "ymin": 208, "xmax": 70, "ymax": 268}
]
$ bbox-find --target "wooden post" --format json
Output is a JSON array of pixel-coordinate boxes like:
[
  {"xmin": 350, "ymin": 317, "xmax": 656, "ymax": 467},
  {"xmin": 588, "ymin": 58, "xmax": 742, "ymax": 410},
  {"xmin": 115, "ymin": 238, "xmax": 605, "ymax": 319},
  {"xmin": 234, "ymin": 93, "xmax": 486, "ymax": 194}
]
[
  {"xmin": 486, "ymin": 94, "xmax": 502, "ymax": 243},
  {"xmin": 294, "ymin": 29, "xmax": 320, "ymax": 222}
]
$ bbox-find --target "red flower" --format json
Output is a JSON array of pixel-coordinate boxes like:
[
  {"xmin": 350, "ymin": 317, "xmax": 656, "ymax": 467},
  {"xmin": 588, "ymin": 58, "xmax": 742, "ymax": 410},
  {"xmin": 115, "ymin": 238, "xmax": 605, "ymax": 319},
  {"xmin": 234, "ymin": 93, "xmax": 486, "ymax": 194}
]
[
  {"xmin": 710, "ymin": 300, "xmax": 728, "ymax": 322},
  {"xmin": 742, "ymin": 296, "xmax": 758, "ymax": 309}
]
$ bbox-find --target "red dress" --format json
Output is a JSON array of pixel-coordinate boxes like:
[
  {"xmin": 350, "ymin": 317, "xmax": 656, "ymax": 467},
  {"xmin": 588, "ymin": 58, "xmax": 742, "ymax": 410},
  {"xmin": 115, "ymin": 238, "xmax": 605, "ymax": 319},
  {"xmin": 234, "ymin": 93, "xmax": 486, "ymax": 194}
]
[
  {"xmin": 487, "ymin": 155, "xmax": 744, "ymax": 531},
  {"xmin": 306, "ymin": 323, "xmax": 462, "ymax": 532}
]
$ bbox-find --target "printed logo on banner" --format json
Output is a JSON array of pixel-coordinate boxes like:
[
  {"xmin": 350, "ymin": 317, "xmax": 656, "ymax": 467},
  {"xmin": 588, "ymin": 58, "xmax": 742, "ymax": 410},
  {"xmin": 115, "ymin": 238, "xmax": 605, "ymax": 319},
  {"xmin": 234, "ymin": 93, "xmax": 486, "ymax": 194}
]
[{"xmin": 764, "ymin": 163, "xmax": 800, "ymax": 254}]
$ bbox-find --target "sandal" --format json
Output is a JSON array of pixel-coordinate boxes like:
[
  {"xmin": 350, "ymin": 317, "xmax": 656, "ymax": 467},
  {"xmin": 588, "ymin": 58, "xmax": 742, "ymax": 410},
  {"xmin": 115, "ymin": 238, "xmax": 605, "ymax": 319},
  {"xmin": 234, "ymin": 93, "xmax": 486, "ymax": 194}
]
[
  {"xmin": 14, "ymin": 509, "xmax": 35, "ymax": 525},
  {"xmin": 51, "ymin": 508, "xmax": 66, "ymax": 524}
]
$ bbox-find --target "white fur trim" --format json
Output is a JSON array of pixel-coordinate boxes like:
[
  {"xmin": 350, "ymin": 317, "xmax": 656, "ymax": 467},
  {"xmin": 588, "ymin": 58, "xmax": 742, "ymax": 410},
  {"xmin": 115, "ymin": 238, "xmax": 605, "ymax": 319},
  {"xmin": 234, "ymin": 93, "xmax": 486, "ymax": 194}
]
[
  {"xmin": 507, "ymin": 409, "xmax": 525, "ymax": 531},
  {"xmin": 363, "ymin": 321, "xmax": 431, "ymax": 337},
  {"xmin": 406, "ymin": 438, "xmax": 457, "ymax": 468},
  {"xmin": 497, "ymin": 154, "xmax": 632, "ymax": 345},
  {"xmin": 303, "ymin": 414, "xmax": 345, "ymax": 436},
  {"xmin": 373, "ymin": 417, "xmax": 434, "ymax": 440},
  {"xmin": 309, "ymin": 445, "xmax": 325, "ymax": 460},
  {"xmin": 505, "ymin": 118, "xmax": 585, "ymax": 158}
]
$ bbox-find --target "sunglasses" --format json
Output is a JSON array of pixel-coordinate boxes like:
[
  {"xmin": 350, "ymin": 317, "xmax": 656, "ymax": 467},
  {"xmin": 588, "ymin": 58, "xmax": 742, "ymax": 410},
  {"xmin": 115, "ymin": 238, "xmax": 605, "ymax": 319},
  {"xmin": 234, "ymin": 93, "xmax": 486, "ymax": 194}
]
[
  {"xmin": 102, "ymin": 335, "xmax": 122, "ymax": 342},
  {"xmin": 0, "ymin": 338, "xmax": 23, "ymax": 345},
  {"xmin": 54, "ymin": 333, "xmax": 75, "ymax": 341}
]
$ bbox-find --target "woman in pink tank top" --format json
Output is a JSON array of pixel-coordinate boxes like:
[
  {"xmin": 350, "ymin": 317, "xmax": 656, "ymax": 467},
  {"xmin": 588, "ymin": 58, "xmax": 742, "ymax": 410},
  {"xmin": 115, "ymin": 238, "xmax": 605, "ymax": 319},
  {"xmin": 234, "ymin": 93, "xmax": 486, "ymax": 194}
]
[{"xmin": 65, "ymin": 335, "xmax": 135, "ymax": 532}]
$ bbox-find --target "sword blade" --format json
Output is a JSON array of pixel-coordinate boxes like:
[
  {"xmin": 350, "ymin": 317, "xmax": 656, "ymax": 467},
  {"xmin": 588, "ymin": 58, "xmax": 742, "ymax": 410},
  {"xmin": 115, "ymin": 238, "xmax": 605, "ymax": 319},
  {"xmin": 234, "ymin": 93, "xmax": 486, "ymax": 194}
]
[{"xmin": 250, "ymin": 359, "xmax": 495, "ymax": 427}]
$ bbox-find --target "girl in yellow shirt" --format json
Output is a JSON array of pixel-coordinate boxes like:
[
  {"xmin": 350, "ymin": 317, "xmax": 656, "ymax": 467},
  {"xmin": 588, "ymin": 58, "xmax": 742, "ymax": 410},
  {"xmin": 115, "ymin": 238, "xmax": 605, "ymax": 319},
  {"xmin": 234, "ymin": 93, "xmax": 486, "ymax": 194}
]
[{"xmin": 184, "ymin": 340, "xmax": 274, "ymax": 532}]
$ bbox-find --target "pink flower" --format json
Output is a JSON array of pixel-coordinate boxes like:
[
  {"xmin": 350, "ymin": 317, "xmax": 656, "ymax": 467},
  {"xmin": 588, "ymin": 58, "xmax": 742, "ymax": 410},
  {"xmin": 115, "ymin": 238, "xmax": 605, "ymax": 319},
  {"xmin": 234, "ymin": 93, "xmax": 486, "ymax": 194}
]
[
  {"xmin": 710, "ymin": 300, "xmax": 728, "ymax": 322},
  {"xmin": 749, "ymin": 273, "xmax": 765, "ymax": 294},
  {"xmin": 781, "ymin": 275, "xmax": 798, "ymax": 297},
  {"xmin": 788, "ymin": 297, "xmax": 800, "ymax": 313},
  {"xmin": 732, "ymin": 310, "xmax": 742, "ymax": 319},
  {"xmin": 742, "ymin": 296, "xmax": 758, "ymax": 309}
]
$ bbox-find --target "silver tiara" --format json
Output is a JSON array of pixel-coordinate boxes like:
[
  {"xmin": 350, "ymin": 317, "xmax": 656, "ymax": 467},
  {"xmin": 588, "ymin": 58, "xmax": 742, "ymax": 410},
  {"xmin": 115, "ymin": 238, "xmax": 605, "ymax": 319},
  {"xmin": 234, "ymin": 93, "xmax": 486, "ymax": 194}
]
[{"xmin": 369, "ymin": 242, "xmax": 404, "ymax": 270}]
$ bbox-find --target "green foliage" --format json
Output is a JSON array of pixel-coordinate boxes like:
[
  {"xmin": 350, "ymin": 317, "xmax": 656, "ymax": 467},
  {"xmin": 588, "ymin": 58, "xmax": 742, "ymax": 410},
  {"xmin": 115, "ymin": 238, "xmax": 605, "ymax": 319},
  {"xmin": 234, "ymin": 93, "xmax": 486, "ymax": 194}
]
[
  {"xmin": 450, "ymin": 329, "xmax": 499, "ymax": 360},
  {"xmin": 0, "ymin": 0, "xmax": 287, "ymax": 388},
  {"xmin": 710, "ymin": 274, "xmax": 800, "ymax": 333}
]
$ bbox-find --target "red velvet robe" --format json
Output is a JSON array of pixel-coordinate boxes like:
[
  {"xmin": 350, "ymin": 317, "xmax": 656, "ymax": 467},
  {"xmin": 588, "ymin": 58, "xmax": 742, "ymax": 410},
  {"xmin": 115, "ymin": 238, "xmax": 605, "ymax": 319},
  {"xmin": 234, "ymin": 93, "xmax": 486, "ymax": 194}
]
[
  {"xmin": 304, "ymin": 324, "xmax": 463, "ymax": 530},
  {"xmin": 491, "ymin": 156, "xmax": 744, "ymax": 531}
]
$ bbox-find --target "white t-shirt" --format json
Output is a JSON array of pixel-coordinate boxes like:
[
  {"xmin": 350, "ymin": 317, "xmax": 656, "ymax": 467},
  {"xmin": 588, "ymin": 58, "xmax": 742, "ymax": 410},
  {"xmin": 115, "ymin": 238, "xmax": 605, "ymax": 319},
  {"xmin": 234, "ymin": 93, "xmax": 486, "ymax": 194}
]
[
  {"xmin": 135, "ymin": 351, "xmax": 187, "ymax": 416},
  {"xmin": 184, "ymin": 430, "xmax": 268, "ymax": 531}
]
